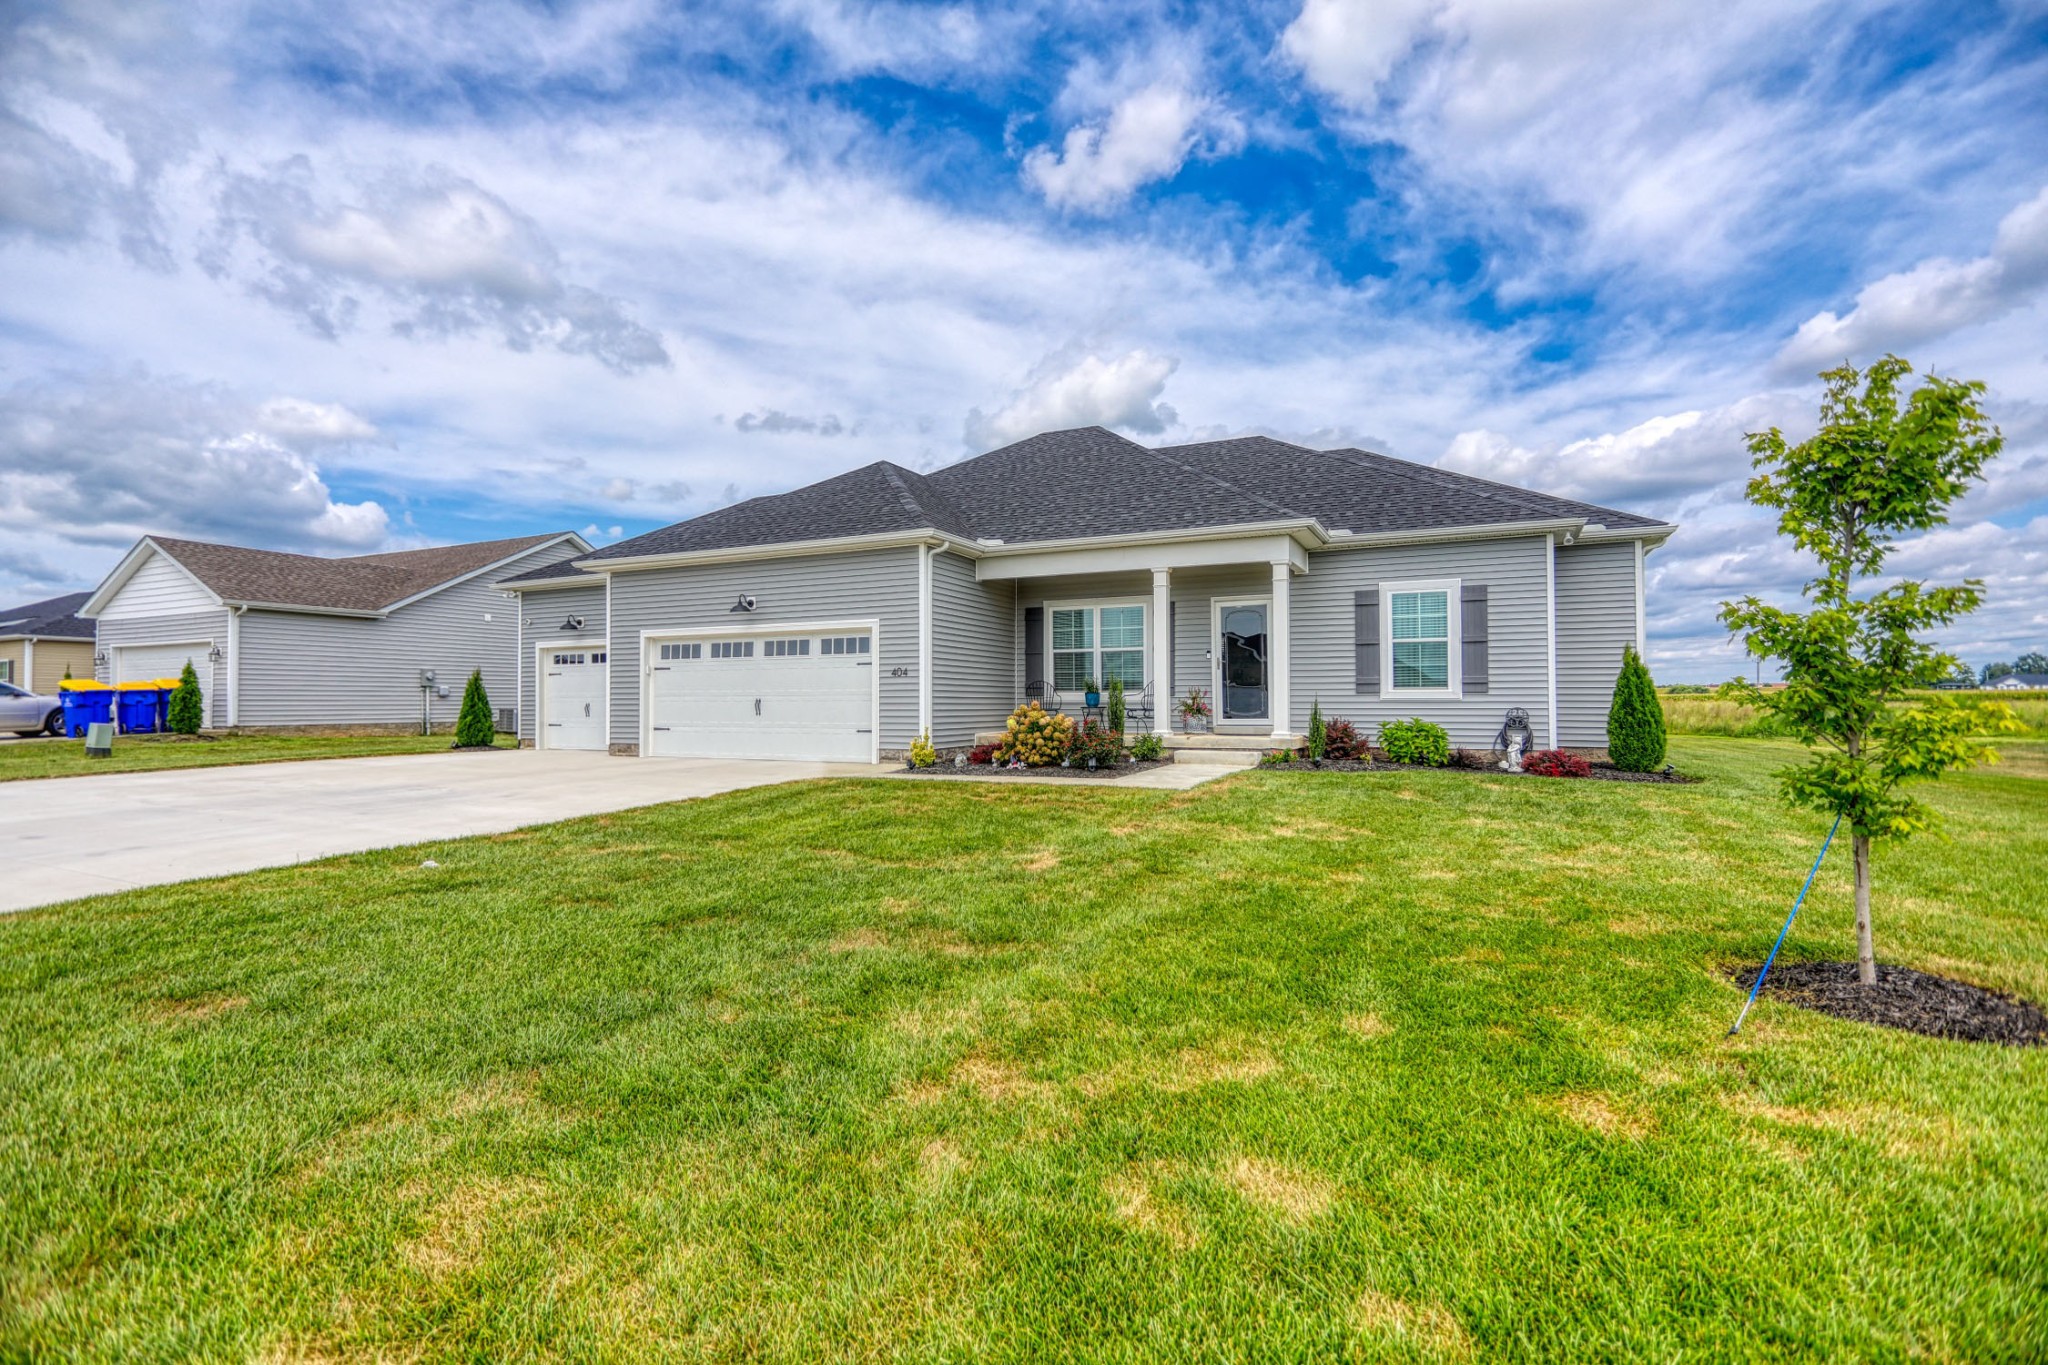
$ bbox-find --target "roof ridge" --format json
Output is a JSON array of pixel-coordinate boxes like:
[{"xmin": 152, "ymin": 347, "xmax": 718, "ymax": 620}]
[
  {"xmin": 875, "ymin": 461, "xmax": 933, "ymax": 524},
  {"xmin": 1139, "ymin": 438, "xmax": 1307, "ymax": 522},
  {"xmin": 1327, "ymin": 448, "xmax": 1652, "ymax": 527}
]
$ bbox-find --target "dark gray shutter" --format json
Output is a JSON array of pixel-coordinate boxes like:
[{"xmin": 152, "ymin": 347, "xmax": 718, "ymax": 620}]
[
  {"xmin": 1462, "ymin": 584, "xmax": 1489, "ymax": 694},
  {"xmin": 1354, "ymin": 589, "xmax": 1379, "ymax": 694},
  {"xmin": 1024, "ymin": 606, "xmax": 1045, "ymax": 691}
]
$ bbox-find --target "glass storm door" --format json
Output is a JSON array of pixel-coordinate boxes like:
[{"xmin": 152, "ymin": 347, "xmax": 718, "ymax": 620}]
[{"xmin": 1218, "ymin": 602, "xmax": 1269, "ymax": 720}]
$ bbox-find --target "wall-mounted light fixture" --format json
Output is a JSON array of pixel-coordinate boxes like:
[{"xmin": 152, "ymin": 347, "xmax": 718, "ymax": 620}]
[
  {"xmin": 560, "ymin": 615, "xmax": 585, "ymax": 632},
  {"xmin": 730, "ymin": 594, "xmax": 757, "ymax": 613},
  {"xmin": 207, "ymin": 645, "xmax": 223, "ymax": 662},
  {"xmin": 93, "ymin": 650, "xmax": 108, "ymax": 667}
]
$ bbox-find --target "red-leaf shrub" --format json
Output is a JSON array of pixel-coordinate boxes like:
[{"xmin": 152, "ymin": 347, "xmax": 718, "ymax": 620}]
[
  {"xmin": 968, "ymin": 743, "xmax": 999, "ymax": 765},
  {"xmin": 1523, "ymin": 748, "xmax": 1591, "ymax": 778},
  {"xmin": 1322, "ymin": 717, "xmax": 1364, "ymax": 759}
]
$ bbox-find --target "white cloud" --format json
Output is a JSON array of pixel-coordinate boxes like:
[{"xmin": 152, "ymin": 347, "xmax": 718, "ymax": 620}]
[
  {"xmin": 966, "ymin": 350, "xmax": 1180, "ymax": 449},
  {"xmin": 203, "ymin": 158, "xmax": 671, "ymax": 372},
  {"xmin": 1777, "ymin": 185, "xmax": 2048, "ymax": 372},
  {"xmin": 1280, "ymin": 0, "xmax": 1437, "ymax": 107},
  {"xmin": 1023, "ymin": 82, "xmax": 1214, "ymax": 212},
  {"xmin": 255, "ymin": 397, "xmax": 379, "ymax": 444},
  {"xmin": 0, "ymin": 372, "xmax": 390, "ymax": 561}
]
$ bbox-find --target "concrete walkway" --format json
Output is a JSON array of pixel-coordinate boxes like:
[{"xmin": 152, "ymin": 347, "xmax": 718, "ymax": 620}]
[{"xmin": 0, "ymin": 750, "xmax": 880, "ymax": 914}]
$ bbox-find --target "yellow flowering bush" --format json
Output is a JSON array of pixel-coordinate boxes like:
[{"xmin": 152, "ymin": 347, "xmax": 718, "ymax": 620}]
[
  {"xmin": 994, "ymin": 700, "xmax": 1075, "ymax": 767},
  {"xmin": 909, "ymin": 731, "xmax": 938, "ymax": 768}
]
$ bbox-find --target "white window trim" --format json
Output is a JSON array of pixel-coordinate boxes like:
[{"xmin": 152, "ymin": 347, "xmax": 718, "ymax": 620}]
[
  {"xmin": 1045, "ymin": 597, "xmax": 1149, "ymax": 695},
  {"xmin": 1381, "ymin": 577, "xmax": 1463, "ymax": 698}
]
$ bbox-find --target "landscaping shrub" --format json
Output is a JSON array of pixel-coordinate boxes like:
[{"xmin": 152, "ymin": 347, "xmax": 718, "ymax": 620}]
[
  {"xmin": 1260, "ymin": 748, "xmax": 1295, "ymax": 765},
  {"xmin": 1069, "ymin": 717, "xmax": 1125, "ymax": 767},
  {"xmin": 1321, "ymin": 717, "xmax": 1363, "ymax": 759},
  {"xmin": 1306, "ymin": 699, "xmax": 1327, "ymax": 760},
  {"xmin": 1107, "ymin": 677, "xmax": 1126, "ymax": 733},
  {"xmin": 994, "ymin": 700, "xmax": 1075, "ymax": 767},
  {"xmin": 1130, "ymin": 732, "xmax": 1165, "ymax": 761},
  {"xmin": 1378, "ymin": 717, "xmax": 1450, "ymax": 766},
  {"xmin": 967, "ymin": 743, "xmax": 998, "ymax": 765},
  {"xmin": 909, "ymin": 732, "xmax": 938, "ymax": 768},
  {"xmin": 167, "ymin": 661, "xmax": 203, "ymax": 735},
  {"xmin": 1607, "ymin": 646, "xmax": 1666, "ymax": 771},
  {"xmin": 1524, "ymin": 749, "xmax": 1591, "ymax": 778},
  {"xmin": 455, "ymin": 669, "xmax": 496, "ymax": 747}
]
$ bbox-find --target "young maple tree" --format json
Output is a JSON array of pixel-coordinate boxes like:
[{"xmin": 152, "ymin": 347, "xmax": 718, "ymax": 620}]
[{"xmin": 1719, "ymin": 356, "xmax": 2016, "ymax": 985}]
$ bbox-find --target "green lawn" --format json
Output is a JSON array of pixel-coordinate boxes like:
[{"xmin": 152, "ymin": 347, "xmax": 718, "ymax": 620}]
[
  {"xmin": 3, "ymin": 738, "xmax": 2043, "ymax": 1361},
  {"xmin": 0, "ymin": 730, "xmax": 516, "ymax": 782}
]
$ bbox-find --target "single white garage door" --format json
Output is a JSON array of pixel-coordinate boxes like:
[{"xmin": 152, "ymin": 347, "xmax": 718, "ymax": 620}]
[
  {"xmin": 542, "ymin": 647, "xmax": 608, "ymax": 751},
  {"xmin": 646, "ymin": 629, "xmax": 874, "ymax": 763},
  {"xmin": 113, "ymin": 641, "xmax": 211, "ymax": 725}
]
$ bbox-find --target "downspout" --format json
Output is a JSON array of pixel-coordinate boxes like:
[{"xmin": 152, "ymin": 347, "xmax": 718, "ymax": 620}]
[
  {"xmin": 20, "ymin": 637, "xmax": 32, "ymax": 691},
  {"xmin": 1634, "ymin": 539, "xmax": 1647, "ymax": 656},
  {"xmin": 1545, "ymin": 533, "xmax": 1559, "ymax": 749},
  {"xmin": 227, "ymin": 605, "xmax": 246, "ymax": 728},
  {"xmin": 918, "ymin": 543, "xmax": 936, "ymax": 744}
]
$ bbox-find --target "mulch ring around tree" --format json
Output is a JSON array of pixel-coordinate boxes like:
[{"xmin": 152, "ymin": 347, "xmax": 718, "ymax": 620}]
[
  {"xmin": 900, "ymin": 759, "xmax": 1173, "ymax": 780},
  {"xmin": 1728, "ymin": 961, "xmax": 2048, "ymax": 1045}
]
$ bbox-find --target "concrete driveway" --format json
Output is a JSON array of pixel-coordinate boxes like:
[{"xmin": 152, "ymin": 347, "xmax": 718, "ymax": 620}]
[{"xmin": 0, "ymin": 750, "xmax": 881, "ymax": 914}]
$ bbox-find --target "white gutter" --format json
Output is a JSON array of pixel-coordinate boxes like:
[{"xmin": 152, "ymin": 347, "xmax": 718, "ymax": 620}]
[
  {"xmin": 227, "ymin": 605, "xmax": 246, "ymax": 726},
  {"xmin": 918, "ymin": 544, "xmax": 935, "ymax": 742},
  {"xmin": 1545, "ymin": 533, "xmax": 1560, "ymax": 749}
]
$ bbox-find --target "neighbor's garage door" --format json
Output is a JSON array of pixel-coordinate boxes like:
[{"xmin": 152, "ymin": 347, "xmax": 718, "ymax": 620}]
[
  {"xmin": 113, "ymin": 641, "xmax": 211, "ymax": 725},
  {"xmin": 542, "ymin": 647, "xmax": 608, "ymax": 751},
  {"xmin": 646, "ymin": 630, "xmax": 874, "ymax": 762}
]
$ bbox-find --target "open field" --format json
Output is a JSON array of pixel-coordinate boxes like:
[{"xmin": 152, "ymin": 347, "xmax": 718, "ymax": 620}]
[
  {"xmin": 0, "ymin": 731, "xmax": 516, "ymax": 782},
  {"xmin": 3, "ymin": 738, "xmax": 2044, "ymax": 1360},
  {"xmin": 1660, "ymin": 689, "xmax": 2048, "ymax": 738}
]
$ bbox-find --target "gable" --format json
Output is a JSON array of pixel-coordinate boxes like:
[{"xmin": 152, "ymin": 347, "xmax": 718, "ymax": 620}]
[{"xmin": 95, "ymin": 550, "xmax": 219, "ymax": 619}]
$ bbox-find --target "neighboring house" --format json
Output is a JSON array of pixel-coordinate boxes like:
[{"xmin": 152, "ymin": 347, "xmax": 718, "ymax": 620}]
[
  {"xmin": 0, "ymin": 592, "xmax": 94, "ymax": 693},
  {"xmin": 1988, "ymin": 672, "xmax": 2048, "ymax": 691},
  {"xmin": 500, "ymin": 427, "xmax": 1674, "ymax": 761},
  {"xmin": 81, "ymin": 533, "xmax": 589, "ymax": 731}
]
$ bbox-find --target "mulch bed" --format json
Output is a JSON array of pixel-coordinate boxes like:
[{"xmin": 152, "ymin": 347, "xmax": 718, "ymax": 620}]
[
  {"xmin": 900, "ymin": 759, "xmax": 1173, "ymax": 780},
  {"xmin": 1728, "ymin": 961, "xmax": 2048, "ymax": 1046},
  {"xmin": 1266, "ymin": 756, "xmax": 1698, "ymax": 783}
]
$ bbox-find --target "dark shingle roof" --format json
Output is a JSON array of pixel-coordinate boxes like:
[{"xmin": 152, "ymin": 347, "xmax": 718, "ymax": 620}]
[
  {"xmin": 584, "ymin": 427, "xmax": 1670, "ymax": 562},
  {"xmin": 0, "ymin": 591, "xmax": 92, "ymax": 640},
  {"xmin": 148, "ymin": 534, "xmax": 568, "ymax": 613}
]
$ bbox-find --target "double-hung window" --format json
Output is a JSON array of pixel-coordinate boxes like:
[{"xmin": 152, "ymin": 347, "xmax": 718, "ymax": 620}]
[
  {"xmin": 1384, "ymin": 580, "xmax": 1459, "ymax": 693},
  {"xmin": 1050, "ymin": 603, "xmax": 1147, "ymax": 692}
]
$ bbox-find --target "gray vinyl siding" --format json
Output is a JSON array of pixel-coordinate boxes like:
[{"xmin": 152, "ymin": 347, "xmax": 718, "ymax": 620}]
[
  {"xmin": 514, "ymin": 581, "xmax": 607, "ymax": 744},
  {"xmin": 95, "ymin": 609, "xmax": 231, "ymax": 727},
  {"xmin": 234, "ymin": 543, "xmax": 567, "ymax": 729},
  {"xmin": 605, "ymin": 546, "xmax": 920, "ymax": 751},
  {"xmin": 1292, "ymin": 536, "xmax": 1554, "ymax": 749},
  {"xmin": 931, "ymin": 550, "xmax": 1014, "ymax": 747},
  {"xmin": 1554, "ymin": 540, "xmax": 1640, "ymax": 748}
]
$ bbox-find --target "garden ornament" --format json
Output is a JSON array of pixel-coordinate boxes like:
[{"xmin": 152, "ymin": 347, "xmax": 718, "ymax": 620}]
[{"xmin": 1495, "ymin": 707, "xmax": 1533, "ymax": 772}]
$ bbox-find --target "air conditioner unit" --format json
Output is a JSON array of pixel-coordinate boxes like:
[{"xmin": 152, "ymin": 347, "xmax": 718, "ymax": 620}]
[{"xmin": 495, "ymin": 707, "xmax": 517, "ymax": 734}]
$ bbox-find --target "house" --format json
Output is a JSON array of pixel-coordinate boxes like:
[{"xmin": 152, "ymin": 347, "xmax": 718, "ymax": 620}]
[
  {"xmin": 1988, "ymin": 672, "xmax": 2048, "ymax": 691},
  {"xmin": 81, "ymin": 532, "xmax": 589, "ymax": 731},
  {"xmin": 500, "ymin": 427, "xmax": 1674, "ymax": 762},
  {"xmin": 0, "ymin": 592, "xmax": 95, "ymax": 693}
]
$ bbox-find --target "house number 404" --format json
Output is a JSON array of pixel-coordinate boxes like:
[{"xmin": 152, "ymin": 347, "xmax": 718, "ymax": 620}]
[{"xmin": 889, "ymin": 666, "xmax": 912, "ymax": 678}]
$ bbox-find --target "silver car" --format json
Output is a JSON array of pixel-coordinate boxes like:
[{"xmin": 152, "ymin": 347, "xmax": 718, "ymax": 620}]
[{"xmin": 0, "ymin": 682, "xmax": 65, "ymax": 737}]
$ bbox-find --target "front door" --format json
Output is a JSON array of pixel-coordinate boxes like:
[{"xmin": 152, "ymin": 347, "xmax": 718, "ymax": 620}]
[{"xmin": 1216, "ymin": 601, "xmax": 1269, "ymax": 721}]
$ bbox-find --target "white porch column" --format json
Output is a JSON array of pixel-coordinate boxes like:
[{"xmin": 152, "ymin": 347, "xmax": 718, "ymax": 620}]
[
  {"xmin": 918, "ymin": 545, "xmax": 935, "ymax": 742},
  {"xmin": 1270, "ymin": 560, "xmax": 1292, "ymax": 739},
  {"xmin": 1151, "ymin": 567, "xmax": 1172, "ymax": 735}
]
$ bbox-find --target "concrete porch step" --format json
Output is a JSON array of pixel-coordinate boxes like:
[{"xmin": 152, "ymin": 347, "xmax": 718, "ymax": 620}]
[
  {"xmin": 1169, "ymin": 747, "xmax": 1263, "ymax": 768},
  {"xmin": 1164, "ymin": 732, "xmax": 1304, "ymax": 751}
]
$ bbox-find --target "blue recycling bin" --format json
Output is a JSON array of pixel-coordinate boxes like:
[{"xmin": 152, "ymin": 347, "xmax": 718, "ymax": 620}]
[
  {"xmin": 116, "ymin": 685, "xmax": 162, "ymax": 734},
  {"xmin": 59, "ymin": 683, "xmax": 115, "ymax": 738}
]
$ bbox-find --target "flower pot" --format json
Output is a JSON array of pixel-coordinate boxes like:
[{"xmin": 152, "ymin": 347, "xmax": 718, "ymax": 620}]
[{"xmin": 1085, "ymin": 691, "xmax": 1101, "ymax": 707}]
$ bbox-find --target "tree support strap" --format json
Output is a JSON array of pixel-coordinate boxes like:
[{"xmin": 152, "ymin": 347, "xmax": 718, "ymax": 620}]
[{"xmin": 1729, "ymin": 814, "xmax": 1843, "ymax": 1037}]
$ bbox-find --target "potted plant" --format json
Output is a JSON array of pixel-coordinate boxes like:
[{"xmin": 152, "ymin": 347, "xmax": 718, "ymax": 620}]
[
  {"xmin": 1082, "ymin": 676, "xmax": 1101, "ymax": 708},
  {"xmin": 1178, "ymin": 688, "xmax": 1212, "ymax": 733}
]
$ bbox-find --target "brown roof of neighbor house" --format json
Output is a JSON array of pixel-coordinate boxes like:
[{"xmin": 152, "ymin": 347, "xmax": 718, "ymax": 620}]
[{"xmin": 146, "ymin": 533, "xmax": 570, "ymax": 613}]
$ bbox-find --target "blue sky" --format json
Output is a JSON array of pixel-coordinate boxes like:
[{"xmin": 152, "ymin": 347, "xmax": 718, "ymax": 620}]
[{"xmin": 3, "ymin": 0, "xmax": 2046, "ymax": 678}]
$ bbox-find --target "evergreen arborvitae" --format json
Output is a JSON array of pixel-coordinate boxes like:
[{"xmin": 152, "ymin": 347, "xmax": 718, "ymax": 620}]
[
  {"xmin": 1607, "ymin": 645, "xmax": 1666, "ymax": 771},
  {"xmin": 168, "ymin": 660, "xmax": 204, "ymax": 734},
  {"xmin": 455, "ymin": 668, "xmax": 497, "ymax": 747},
  {"xmin": 1306, "ymin": 698, "xmax": 1327, "ymax": 759}
]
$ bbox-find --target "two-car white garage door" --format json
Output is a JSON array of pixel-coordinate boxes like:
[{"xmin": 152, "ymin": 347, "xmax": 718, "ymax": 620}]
[{"xmin": 646, "ymin": 628, "xmax": 875, "ymax": 763}]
